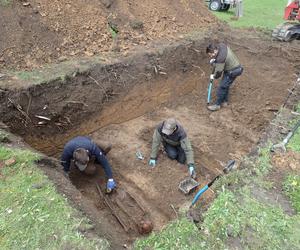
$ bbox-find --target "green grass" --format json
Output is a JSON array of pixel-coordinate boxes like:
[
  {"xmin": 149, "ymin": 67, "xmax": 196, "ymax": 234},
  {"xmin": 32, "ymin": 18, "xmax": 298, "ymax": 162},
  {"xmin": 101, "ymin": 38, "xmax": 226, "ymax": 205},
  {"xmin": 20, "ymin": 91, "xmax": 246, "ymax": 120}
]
[
  {"xmin": 135, "ymin": 145, "xmax": 300, "ymax": 250},
  {"xmin": 135, "ymin": 187, "xmax": 300, "ymax": 250},
  {"xmin": 288, "ymin": 128, "xmax": 300, "ymax": 152},
  {"xmin": 16, "ymin": 71, "xmax": 46, "ymax": 83},
  {"xmin": 0, "ymin": 146, "xmax": 108, "ymax": 249},
  {"xmin": 284, "ymin": 175, "xmax": 300, "ymax": 213},
  {"xmin": 0, "ymin": 130, "xmax": 9, "ymax": 143},
  {"xmin": 135, "ymin": 218, "xmax": 205, "ymax": 250},
  {"xmin": 0, "ymin": 0, "xmax": 11, "ymax": 6},
  {"xmin": 7, "ymin": 56, "xmax": 106, "ymax": 87},
  {"xmin": 213, "ymin": 0, "xmax": 287, "ymax": 30},
  {"xmin": 293, "ymin": 103, "xmax": 300, "ymax": 113},
  {"xmin": 203, "ymin": 188, "xmax": 300, "ymax": 250},
  {"xmin": 287, "ymin": 103, "xmax": 300, "ymax": 152}
]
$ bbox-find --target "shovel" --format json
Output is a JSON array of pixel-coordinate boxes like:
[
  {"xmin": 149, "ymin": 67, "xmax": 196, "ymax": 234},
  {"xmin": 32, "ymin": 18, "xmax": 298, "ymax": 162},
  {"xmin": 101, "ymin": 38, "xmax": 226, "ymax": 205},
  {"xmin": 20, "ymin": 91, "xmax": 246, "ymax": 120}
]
[
  {"xmin": 190, "ymin": 160, "xmax": 235, "ymax": 207},
  {"xmin": 207, "ymin": 79, "xmax": 213, "ymax": 104},
  {"xmin": 271, "ymin": 119, "xmax": 300, "ymax": 153}
]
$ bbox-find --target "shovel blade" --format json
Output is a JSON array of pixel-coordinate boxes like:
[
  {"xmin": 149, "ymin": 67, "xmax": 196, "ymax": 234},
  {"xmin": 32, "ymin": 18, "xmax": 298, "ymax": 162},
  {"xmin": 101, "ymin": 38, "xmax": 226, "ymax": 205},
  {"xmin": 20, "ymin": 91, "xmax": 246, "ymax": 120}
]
[{"xmin": 223, "ymin": 160, "xmax": 235, "ymax": 174}]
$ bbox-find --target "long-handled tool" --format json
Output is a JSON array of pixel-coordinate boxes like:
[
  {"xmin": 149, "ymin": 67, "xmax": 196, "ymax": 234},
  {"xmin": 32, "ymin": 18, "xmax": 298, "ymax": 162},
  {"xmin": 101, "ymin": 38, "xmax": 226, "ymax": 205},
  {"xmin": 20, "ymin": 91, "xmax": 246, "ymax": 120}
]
[
  {"xmin": 190, "ymin": 160, "xmax": 235, "ymax": 207},
  {"xmin": 271, "ymin": 119, "xmax": 300, "ymax": 153},
  {"xmin": 207, "ymin": 79, "xmax": 213, "ymax": 104}
]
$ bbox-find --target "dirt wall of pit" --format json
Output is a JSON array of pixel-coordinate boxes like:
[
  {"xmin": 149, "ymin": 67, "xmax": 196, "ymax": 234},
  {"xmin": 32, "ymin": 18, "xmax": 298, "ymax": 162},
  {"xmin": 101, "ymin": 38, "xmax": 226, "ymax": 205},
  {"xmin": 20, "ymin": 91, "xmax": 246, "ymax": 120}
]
[
  {"xmin": 0, "ymin": 34, "xmax": 212, "ymax": 154},
  {"xmin": 1, "ymin": 29, "xmax": 300, "ymax": 249}
]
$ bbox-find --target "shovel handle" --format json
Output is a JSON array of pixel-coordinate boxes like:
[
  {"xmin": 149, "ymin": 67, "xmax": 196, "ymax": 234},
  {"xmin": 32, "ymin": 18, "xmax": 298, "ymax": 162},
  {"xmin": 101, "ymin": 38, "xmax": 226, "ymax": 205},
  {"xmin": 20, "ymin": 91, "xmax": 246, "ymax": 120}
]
[
  {"xmin": 207, "ymin": 80, "xmax": 213, "ymax": 104},
  {"xmin": 191, "ymin": 185, "xmax": 208, "ymax": 206},
  {"xmin": 191, "ymin": 160, "xmax": 235, "ymax": 207}
]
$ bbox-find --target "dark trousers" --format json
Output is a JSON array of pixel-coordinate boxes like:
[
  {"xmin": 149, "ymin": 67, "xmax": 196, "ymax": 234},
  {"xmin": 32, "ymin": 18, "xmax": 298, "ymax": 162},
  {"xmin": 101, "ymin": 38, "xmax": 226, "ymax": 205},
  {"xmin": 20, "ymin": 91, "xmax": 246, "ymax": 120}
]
[
  {"xmin": 216, "ymin": 66, "xmax": 243, "ymax": 105},
  {"xmin": 164, "ymin": 143, "xmax": 186, "ymax": 164}
]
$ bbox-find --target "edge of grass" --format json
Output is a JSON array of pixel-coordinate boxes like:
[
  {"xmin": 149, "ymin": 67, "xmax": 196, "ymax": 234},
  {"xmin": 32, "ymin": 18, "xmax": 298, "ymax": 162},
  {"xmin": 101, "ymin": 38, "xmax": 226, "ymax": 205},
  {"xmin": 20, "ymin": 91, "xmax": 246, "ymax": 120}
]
[
  {"xmin": 0, "ymin": 145, "xmax": 109, "ymax": 249},
  {"xmin": 283, "ymin": 174, "xmax": 300, "ymax": 213},
  {"xmin": 134, "ymin": 143, "xmax": 300, "ymax": 250}
]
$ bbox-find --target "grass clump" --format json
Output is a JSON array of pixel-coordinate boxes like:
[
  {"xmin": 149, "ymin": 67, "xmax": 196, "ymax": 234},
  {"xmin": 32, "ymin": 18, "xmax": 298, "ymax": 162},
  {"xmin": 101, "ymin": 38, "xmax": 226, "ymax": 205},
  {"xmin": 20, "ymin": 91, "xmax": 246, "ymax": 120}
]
[
  {"xmin": 254, "ymin": 146, "xmax": 272, "ymax": 176},
  {"xmin": 134, "ymin": 218, "xmax": 204, "ymax": 250},
  {"xmin": 213, "ymin": 0, "xmax": 287, "ymax": 30},
  {"xmin": 0, "ymin": 0, "xmax": 11, "ymax": 6},
  {"xmin": 0, "ymin": 146, "xmax": 108, "ymax": 249},
  {"xmin": 0, "ymin": 130, "xmax": 9, "ymax": 143},
  {"xmin": 16, "ymin": 70, "xmax": 45, "ymax": 83},
  {"xmin": 287, "ymin": 102, "xmax": 300, "ymax": 152},
  {"xmin": 288, "ymin": 129, "xmax": 300, "ymax": 152},
  {"xmin": 283, "ymin": 174, "xmax": 300, "ymax": 213}
]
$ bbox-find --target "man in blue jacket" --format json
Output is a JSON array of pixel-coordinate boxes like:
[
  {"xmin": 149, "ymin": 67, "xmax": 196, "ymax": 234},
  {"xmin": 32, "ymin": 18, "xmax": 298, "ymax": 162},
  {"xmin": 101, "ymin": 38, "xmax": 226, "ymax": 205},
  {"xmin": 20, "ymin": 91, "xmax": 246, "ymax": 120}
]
[{"xmin": 61, "ymin": 136, "xmax": 116, "ymax": 192}]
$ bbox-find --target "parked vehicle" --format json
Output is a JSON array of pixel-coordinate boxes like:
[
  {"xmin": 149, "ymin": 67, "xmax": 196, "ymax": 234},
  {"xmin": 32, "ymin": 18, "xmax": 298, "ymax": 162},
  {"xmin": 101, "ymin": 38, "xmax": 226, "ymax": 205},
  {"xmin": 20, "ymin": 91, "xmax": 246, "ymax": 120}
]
[
  {"xmin": 272, "ymin": 0, "xmax": 300, "ymax": 41},
  {"xmin": 206, "ymin": 0, "xmax": 235, "ymax": 11}
]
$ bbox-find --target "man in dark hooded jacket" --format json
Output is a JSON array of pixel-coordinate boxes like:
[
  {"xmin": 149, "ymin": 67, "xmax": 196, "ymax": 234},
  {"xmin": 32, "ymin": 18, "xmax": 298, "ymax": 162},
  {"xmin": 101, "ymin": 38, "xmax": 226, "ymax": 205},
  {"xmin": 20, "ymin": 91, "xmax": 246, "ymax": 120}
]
[
  {"xmin": 206, "ymin": 42, "xmax": 243, "ymax": 111},
  {"xmin": 61, "ymin": 136, "xmax": 116, "ymax": 192}
]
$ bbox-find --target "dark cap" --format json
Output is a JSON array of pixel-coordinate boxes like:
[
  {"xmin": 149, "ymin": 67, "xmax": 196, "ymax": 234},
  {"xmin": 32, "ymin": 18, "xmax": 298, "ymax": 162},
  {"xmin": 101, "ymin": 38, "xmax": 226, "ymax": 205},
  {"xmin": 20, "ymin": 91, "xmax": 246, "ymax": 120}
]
[{"xmin": 73, "ymin": 148, "xmax": 89, "ymax": 171}]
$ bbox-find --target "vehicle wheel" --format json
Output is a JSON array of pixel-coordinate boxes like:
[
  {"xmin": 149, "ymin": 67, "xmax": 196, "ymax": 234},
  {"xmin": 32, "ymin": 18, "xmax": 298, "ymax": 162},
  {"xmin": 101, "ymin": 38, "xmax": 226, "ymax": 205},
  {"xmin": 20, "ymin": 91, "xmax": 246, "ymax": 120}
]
[
  {"xmin": 209, "ymin": 0, "xmax": 222, "ymax": 11},
  {"xmin": 221, "ymin": 3, "xmax": 230, "ymax": 11}
]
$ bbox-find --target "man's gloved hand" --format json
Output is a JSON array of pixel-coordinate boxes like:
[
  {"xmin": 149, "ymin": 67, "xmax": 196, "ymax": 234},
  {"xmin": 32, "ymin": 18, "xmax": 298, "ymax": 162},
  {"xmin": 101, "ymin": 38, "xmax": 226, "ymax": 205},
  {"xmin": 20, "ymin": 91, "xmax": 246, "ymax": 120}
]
[
  {"xmin": 148, "ymin": 159, "xmax": 156, "ymax": 167},
  {"xmin": 209, "ymin": 58, "xmax": 216, "ymax": 65},
  {"xmin": 210, "ymin": 74, "xmax": 214, "ymax": 80},
  {"xmin": 106, "ymin": 178, "xmax": 116, "ymax": 193},
  {"xmin": 188, "ymin": 164, "xmax": 196, "ymax": 179},
  {"xmin": 63, "ymin": 171, "xmax": 70, "ymax": 179}
]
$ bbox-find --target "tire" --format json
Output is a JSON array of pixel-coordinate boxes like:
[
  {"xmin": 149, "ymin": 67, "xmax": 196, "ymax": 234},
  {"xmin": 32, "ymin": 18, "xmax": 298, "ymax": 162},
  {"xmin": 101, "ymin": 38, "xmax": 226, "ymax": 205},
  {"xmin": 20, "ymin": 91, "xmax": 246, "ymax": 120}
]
[
  {"xmin": 209, "ymin": 0, "xmax": 222, "ymax": 11},
  {"xmin": 221, "ymin": 3, "xmax": 230, "ymax": 11}
]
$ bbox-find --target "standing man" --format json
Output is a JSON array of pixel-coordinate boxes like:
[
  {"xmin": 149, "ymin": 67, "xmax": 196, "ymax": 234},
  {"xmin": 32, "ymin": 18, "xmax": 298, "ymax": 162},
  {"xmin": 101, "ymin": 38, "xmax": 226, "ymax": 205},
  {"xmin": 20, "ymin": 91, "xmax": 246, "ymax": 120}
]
[
  {"xmin": 148, "ymin": 118, "xmax": 196, "ymax": 178},
  {"xmin": 61, "ymin": 136, "xmax": 116, "ymax": 192},
  {"xmin": 235, "ymin": 0, "xmax": 243, "ymax": 18},
  {"xmin": 206, "ymin": 42, "xmax": 243, "ymax": 111}
]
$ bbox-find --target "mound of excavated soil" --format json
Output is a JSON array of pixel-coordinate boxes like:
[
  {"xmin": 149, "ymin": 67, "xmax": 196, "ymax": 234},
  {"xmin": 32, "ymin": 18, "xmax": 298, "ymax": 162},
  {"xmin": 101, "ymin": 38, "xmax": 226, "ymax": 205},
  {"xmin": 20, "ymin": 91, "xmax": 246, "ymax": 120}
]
[{"xmin": 0, "ymin": 0, "xmax": 217, "ymax": 70}]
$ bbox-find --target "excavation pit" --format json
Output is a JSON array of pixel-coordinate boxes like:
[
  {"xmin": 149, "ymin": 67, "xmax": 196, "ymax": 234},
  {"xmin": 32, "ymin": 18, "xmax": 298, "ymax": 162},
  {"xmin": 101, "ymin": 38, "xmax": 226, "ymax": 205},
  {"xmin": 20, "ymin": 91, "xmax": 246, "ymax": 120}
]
[{"xmin": 1, "ymin": 31, "xmax": 299, "ymax": 248}]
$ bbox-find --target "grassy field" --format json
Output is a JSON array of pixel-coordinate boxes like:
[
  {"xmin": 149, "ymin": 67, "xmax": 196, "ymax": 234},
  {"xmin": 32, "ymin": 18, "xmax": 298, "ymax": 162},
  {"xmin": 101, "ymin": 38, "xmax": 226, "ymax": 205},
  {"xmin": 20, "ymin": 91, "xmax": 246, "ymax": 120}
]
[
  {"xmin": 213, "ymin": 0, "xmax": 287, "ymax": 29},
  {"xmin": 0, "ymin": 140, "xmax": 108, "ymax": 249}
]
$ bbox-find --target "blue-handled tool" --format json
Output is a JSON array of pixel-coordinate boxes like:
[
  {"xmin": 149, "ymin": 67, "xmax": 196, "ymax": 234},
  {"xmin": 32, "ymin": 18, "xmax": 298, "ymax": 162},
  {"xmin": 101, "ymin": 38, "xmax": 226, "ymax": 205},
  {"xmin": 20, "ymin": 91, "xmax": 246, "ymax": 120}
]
[
  {"xmin": 191, "ymin": 160, "xmax": 235, "ymax": 207},
  {"xmin": 207, "ymin": 79, "xmax": 213, "ymax": 104}
]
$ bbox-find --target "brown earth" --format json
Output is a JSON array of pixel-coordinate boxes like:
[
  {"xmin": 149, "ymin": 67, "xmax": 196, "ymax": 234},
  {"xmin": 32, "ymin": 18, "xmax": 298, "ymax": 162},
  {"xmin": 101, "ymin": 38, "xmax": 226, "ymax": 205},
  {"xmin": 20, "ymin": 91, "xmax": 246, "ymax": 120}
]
[
  {"xmin": 1, "ymin": 28, "xmax": 300, "ymax": 248},
  {"xmin": 1, "ymin": 2, "xmax": 300, "ymax": 247},
  {"xmin": 0, "ymin": 0, "xmax": 217, "ymax": 70}
]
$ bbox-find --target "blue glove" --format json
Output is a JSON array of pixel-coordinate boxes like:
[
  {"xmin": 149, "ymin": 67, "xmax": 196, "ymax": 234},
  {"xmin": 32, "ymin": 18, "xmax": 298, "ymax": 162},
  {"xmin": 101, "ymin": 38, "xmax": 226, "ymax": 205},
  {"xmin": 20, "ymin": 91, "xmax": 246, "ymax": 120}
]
[
  {"xmin": 188, "ymin": 164, "xmax": 196, "ymax": 179},
  {"xmin": 106, "ymin": 179, "xmax": 116, "ymax": 193},
  {"xmin": 148, "ymin": 159, "xmax": 156, "ymax": 167}
]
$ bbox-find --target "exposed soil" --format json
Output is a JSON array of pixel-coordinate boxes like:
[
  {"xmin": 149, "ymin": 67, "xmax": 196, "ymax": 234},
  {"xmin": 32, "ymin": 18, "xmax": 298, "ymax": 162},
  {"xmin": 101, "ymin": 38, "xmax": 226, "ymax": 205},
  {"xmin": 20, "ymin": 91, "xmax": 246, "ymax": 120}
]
[
  {"xmin": 1, "ymin": 14, "xmax": 300, "ymax": 248},
  {"xmin": 0, "ymin": 0, "xmax": 217, "ymax": 70}
]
